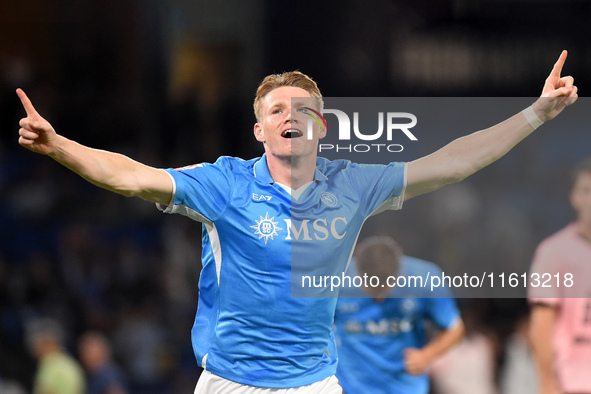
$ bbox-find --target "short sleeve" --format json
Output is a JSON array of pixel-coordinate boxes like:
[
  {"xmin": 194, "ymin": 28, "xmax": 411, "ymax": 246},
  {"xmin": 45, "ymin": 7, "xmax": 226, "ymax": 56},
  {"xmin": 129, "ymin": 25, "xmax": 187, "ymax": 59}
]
[
  {"xmin": 346, "ymin": 162, "xmax": 407, "ymax": 217},
  {"xmin": 426, "ymin": 297, "xmax": 461, "ymax": 330},
  {"xmin": 423, "ymin": 264, "xmax": 461, "ymax": 329},
  {"xmin": 157, "ymin": 157, "xmax": 235, "ymax": 223}
]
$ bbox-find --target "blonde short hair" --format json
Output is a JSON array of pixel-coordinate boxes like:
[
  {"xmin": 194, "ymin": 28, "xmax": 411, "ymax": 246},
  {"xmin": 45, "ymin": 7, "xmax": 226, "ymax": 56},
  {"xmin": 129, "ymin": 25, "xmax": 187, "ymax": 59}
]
[{"xmin": 253, "ymin": 71, "xmax": 323, "ymax": 122}]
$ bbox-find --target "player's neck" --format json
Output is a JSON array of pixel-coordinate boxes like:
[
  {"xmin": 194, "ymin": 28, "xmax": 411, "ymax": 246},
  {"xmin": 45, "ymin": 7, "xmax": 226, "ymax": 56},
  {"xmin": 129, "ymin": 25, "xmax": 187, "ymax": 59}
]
[
  {"xmin": 266, "ymin": 154, "xmax": 315, "ymax": 189},
  {"xmin": 576, "ymin": 220, "xmax": 591, "ymax": 244}
]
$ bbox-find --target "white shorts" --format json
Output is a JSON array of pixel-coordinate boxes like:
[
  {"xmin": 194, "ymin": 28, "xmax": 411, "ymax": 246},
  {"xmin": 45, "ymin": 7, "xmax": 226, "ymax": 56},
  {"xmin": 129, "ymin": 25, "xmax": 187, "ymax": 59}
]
[{"xmin": 194, "ymin": 370, "xmax": 343, "ymax": 394}]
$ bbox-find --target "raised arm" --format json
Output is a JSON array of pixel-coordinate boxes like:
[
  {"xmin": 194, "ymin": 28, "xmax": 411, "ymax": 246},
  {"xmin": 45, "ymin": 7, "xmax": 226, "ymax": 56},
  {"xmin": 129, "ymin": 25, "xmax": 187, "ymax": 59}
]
[
  {"xmin": 405, "ymin": 50, "xmax": 578, "ymax": 201},
  {"xmin": 17, "ymin": 89, "xmax": 173, "ymax": 204}
]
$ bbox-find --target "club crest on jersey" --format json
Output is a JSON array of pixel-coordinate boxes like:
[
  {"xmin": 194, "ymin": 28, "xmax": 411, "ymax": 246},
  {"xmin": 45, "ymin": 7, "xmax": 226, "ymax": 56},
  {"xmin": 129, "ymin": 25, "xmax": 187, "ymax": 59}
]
[
  {"xmin": 250, "ymin": 212, "xmax": 282, "ymax": 244},
  {"xmin": 320, "ymin": 192, "xmax": 338, "ymax": 207},
  {"xmin": 401, "ymin": 298, "xmax": 417, "ymax": 312}
]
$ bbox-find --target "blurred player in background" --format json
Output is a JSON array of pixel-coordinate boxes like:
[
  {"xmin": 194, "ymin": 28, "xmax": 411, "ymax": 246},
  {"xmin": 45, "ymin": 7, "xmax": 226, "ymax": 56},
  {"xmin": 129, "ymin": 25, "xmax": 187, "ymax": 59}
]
[
  {"xmin": 26, "ymin": 318, "xmax": 86, "ymax": 394},
  {"xmin": 15, "ymin": 52, "xmax": 576, "ymax": 393},
  {"xmin": 78, "ymin": 331, "xmax": 128, "ymax": 394},
  {"xmin": 334, "ymin": 236, "xmax": 464, "ymax": 394},
  {"xmin": 529, "ymin": 158, "xmax": 591, "ymax": 394}
]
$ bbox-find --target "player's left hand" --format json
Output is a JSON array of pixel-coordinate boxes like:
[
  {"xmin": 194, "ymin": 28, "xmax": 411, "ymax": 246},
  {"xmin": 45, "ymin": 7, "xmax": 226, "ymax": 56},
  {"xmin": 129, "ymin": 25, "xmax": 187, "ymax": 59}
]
[
  {"xmin": 403, "ymin": 347, "xmax": 431, "ymax": 375},
  {"xmin": 534, "ymin": 50, "xmax": 578, "ymax": 122}
]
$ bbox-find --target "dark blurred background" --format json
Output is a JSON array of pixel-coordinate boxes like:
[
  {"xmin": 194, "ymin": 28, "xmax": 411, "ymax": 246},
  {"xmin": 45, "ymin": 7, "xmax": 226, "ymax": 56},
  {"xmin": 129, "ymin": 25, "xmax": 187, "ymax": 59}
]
[{"xmin": 0, "ymin": 0, "xmax": 589, "ymax": 392}]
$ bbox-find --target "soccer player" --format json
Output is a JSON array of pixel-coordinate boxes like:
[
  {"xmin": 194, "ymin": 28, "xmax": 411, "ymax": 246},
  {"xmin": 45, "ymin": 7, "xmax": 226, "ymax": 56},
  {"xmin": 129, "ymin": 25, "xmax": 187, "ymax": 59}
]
[
  {"xmin": 78, "ymin": 331, "xmax": 128, "ymax": 394},
  {"xmin": 16, "ymin": 52, "xmax": 576, "ymax": 393},
  {"xmin": 334, "ymin": 236, "xmax": 464, "ymax": 394},
  {"xmin": 25, "ymin": 318, "xmax": 86, "ymax": 394},
  {"xmin": 529, "ymin": 158, "xmax": 591, "ymax": 394}
]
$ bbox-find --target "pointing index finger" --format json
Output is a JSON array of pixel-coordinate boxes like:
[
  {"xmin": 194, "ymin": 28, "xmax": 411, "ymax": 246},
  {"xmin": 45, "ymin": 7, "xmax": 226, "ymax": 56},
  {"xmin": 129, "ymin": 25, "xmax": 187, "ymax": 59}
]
[
  {"xmin": 549, "ymin": 50, "xmax": 568, "ymax": 78},
  {"xmin": 16, "ymin": 88, "xmax": 38, "ymax": 118}
]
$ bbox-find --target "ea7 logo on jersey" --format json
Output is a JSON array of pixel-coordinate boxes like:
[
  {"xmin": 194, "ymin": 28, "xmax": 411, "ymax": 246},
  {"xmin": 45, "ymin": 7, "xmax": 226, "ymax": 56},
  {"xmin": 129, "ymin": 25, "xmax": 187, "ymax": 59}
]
[{"xmin": 252, "ymin": 193, "xmax": 272, "ymax": 201}]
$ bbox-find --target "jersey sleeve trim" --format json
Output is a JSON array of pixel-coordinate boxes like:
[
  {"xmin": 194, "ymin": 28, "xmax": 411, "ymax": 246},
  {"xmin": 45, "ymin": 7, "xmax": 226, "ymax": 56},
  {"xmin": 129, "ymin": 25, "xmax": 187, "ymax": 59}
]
[
  {"xmin": 442, "ymin": 316, "xmax": 463, "ymax": 331},
  {"xmin": 403, "ymin": 162, "xmax": 408, "ymax": 198},
  {"xmin": 156, "ymin": 169, "xmax": 177, "ymax": 213},
  {"xmin": 368, "ymin": 162, "xmax": 407, "ymax": 216},
  {"xmin": 156, "ymin": 169, "xmax": 213, "ymax": 223}
]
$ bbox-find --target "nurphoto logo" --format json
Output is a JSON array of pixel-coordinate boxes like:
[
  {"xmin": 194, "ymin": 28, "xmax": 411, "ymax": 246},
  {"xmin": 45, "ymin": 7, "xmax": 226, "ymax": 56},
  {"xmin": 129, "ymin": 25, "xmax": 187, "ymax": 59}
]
[{"xmin": 300, "ymin": 103, "xmax": 418, "ymax": 154}]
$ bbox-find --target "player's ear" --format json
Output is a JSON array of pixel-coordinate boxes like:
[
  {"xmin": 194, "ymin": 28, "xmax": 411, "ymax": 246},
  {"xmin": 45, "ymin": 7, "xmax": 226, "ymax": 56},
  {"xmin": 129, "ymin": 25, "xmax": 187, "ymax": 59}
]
[
  {"xmin": 254, "ymin": 123, "xmax": 265, "ymax": 143},
  {"xmin": 318, "ymin": 125, "xmax": 327, "ymax": 140}
]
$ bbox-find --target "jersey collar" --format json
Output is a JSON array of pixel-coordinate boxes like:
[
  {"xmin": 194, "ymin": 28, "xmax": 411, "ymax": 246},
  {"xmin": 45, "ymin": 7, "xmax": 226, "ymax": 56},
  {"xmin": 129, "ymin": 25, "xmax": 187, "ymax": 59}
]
[{"xmin": 254, "ymin": 154, "xmax": 328, "ymax": 184}]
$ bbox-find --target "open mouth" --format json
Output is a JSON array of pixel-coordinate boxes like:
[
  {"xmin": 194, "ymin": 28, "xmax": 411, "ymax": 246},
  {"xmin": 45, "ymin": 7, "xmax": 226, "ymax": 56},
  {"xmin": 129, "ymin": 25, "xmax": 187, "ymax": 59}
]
[{"xmin": 281, "ymin": 129, "xmax": 303, "ymax": 139}]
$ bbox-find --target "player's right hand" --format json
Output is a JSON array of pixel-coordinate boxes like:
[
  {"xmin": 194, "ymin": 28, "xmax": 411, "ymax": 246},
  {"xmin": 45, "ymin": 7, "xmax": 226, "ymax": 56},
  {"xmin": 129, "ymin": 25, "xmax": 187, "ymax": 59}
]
[{"xmin": 17, "ymin": 88, "xmax": 59, "ymax": 156}]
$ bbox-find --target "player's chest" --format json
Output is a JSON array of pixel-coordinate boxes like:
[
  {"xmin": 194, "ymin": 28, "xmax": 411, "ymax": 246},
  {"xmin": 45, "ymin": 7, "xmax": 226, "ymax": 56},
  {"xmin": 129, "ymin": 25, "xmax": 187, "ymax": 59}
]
[
  {"xmin": 222, "ymin": 183, "xmax": 365, "ymax": 245},
  {"xmin": 338, "ymin": 299, "xmax": 423, "ymax": 336}
]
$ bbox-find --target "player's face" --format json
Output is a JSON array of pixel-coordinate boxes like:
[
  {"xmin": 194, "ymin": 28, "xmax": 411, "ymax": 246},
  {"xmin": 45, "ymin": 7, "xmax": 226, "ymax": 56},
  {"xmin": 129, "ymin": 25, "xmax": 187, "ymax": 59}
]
[
  {"xmin": 254, "ymin": 86, "xmax": 325, "ymax": 161},
  {"xmin": 570, "ymin": 172, "xmax": 591, "ymax": 226}
]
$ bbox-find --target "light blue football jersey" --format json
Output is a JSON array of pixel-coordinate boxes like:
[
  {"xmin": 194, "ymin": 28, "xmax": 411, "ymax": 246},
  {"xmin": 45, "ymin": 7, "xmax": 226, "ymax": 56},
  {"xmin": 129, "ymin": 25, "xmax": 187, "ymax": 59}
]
[
  {"xmin": 159, "ymin": 154, "xmax": 406, "ymax": 388},
  {"xmin": 334, "ymin": 256, "xmax": 460, "ymax": 394}
]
